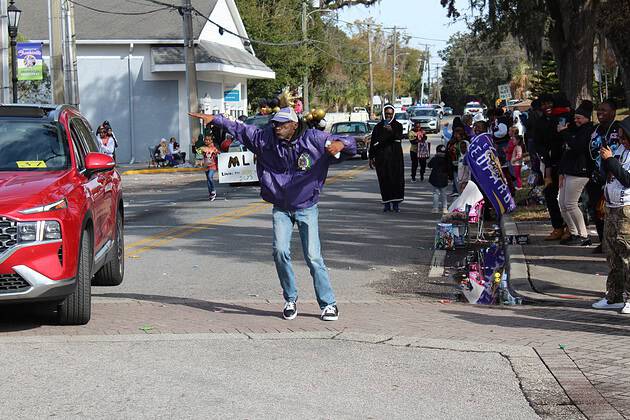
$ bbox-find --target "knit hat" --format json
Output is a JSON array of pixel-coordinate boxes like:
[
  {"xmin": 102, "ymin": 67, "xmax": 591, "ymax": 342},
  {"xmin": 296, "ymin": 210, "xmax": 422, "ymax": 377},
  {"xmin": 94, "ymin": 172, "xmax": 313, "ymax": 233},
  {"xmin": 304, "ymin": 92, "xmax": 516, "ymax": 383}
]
[{"xmin": 575, "ymin": 100, "xmax": 593, "ymax": 119}]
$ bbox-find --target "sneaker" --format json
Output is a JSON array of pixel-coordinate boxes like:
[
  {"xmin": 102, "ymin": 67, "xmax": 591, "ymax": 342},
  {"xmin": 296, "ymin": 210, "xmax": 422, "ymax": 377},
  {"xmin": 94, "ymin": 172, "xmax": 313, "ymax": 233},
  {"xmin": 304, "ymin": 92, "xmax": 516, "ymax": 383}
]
[
  {"xmin": 581, "ymin": 237, "xmax": 592, "ymax": 246},
  {"xmin": 561, "ymin": 235, "xmax": 589, "ymax": 246},
  {"xmin": 393, "ymin": 203, "xmax": 400, "ymax": 213},
  {"xmin": 410, "ymin": 178, "xmax": 417, "ymax": 183},
  {"xmin": 592, "ymin": 298, "xmax": 624, "ymax": 310},
  {"xmin": 321, "ymin": 304, "xmax": 339, "ymax": 321},
  {"xmin": 282, "ymin": 301, "xmax": 297, "ymax": 320},
  {"xmin": 209, "ymin": 191, "xmax": 217, "ymax": 202},
  {"xmin": 544, "ymin": 228, "xmax": 564, "ymax": 241},
  {"xmin": 383, "ymin": 204, "xmax": 391, "ymax": 212},
  {"xmin": 442, "ymin": 208, "xmax": 449, "ymax": 214},
  {"xmin": 622, "ymin": 303, "xmax": 630, "ymax": 314}
]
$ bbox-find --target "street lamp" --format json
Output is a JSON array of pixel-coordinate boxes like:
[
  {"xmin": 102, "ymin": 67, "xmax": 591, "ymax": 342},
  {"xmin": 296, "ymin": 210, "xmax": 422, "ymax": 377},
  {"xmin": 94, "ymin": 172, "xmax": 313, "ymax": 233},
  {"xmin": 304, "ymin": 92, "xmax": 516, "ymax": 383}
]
[{"xmin": 7, "ymin": 0, "xmax": 21, "ymax": 103}]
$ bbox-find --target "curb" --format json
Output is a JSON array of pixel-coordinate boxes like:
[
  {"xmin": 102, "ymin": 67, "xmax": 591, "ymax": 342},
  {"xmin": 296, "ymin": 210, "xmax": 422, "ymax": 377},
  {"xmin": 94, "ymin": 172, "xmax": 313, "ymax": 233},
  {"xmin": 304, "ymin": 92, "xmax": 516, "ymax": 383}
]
[
  {"xmin": 502, "ymin": 215, "xmax": 562, "ymax": 304},
  {"xmin": 121, "ymin": 167, "xmax": 206, "ymax": 175}
]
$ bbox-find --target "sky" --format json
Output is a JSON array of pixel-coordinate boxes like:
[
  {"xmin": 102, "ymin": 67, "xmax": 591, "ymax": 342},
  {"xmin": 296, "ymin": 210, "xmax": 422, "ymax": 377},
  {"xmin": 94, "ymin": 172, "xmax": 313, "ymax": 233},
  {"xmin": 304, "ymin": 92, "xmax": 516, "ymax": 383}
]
[{"xmin": 337, "ymin": 0, "xmax": 468, "ymax": 67}]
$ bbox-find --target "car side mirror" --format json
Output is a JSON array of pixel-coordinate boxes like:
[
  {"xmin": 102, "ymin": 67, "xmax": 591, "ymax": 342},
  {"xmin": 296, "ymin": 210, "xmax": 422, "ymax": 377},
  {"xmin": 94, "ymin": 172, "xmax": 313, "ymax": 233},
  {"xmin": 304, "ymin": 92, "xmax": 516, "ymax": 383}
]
[{"xmin": 85, "ymin": 152, "xmax": 115, "ymax": 173}]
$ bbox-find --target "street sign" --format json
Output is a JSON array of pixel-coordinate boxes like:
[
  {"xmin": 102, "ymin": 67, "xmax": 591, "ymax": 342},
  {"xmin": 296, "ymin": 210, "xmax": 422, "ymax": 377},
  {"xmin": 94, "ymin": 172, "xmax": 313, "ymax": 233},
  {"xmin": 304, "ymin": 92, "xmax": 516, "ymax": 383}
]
[
  {"xmin": 17, "ymin": 43, "xmax": 43, "ymax": 81},
  {"xmin": 218, "ymin": 151, "xmax": 258, "ymax": 183},
  {"xmin": 498, "ymin": 84, "xmax": 512, "ymax": 100},
  {"xmin": 223, "ymin": 89, "xmax": 240, "ymax": 102}
]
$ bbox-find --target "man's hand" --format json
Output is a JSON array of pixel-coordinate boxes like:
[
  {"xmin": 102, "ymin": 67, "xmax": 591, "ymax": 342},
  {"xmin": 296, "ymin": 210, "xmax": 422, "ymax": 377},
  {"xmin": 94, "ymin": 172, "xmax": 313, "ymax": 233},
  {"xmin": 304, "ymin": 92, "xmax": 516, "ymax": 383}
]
[
  {"xmin": 326, "ymin": 140, "xmax": 344, "ymax": 156},
  {"xmin": 600, "ymin": 146, "xmax": 613, "ymax": 161},
  {"xmin": 188, "ymin": 112, "xmax": 214, "ymax": 125}
]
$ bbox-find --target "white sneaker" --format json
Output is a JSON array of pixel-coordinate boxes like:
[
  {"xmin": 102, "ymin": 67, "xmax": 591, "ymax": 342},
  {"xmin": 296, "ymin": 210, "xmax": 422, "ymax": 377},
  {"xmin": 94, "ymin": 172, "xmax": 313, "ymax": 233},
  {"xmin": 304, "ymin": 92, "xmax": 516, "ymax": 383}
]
[
  {"xmin": 621, "ymin": 303, "xmax": 630, "ymax": 314},
  {"xmin": 321, "ymin": 304, "xmax": 339, "ymax": 321},
  {"xmin": 442, "ymin": 208, "xmax": 449, "ymax": 214},
  {"xmin": 592, "ymin": 298, "xmax": 625, "ymax": 310},
  {"xmin": 282, "ymin": 301, "xmax": 297, "ymax": 320}
]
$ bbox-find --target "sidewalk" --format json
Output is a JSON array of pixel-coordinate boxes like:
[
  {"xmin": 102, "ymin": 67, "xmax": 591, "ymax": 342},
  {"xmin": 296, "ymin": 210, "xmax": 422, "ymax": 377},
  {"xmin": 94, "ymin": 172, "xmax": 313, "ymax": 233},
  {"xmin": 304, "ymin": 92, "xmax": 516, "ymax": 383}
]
[
  {"xmin": 117, "ymin": 162, "xmax": 205, "ymax": 175},
  {"xmin": 505, "ymin": 217, "xmax": 608, "ymax": 304}
]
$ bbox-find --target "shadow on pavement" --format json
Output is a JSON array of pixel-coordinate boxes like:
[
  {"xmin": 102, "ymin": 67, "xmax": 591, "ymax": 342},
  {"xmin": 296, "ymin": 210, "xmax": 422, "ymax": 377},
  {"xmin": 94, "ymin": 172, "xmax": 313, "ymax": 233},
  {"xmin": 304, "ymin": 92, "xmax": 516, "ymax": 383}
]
[{"xmin": 94, "ymin": 292, "xmax": 321, "ymax": 319}]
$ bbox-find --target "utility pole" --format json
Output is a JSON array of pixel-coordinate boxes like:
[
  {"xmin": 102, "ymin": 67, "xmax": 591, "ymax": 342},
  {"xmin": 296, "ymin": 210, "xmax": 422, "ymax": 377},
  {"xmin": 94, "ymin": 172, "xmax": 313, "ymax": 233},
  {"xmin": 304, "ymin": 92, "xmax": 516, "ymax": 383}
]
[
  {"xmin": 434, "ymin": 64, "xmax": 441, "ymax": 104},
  {"xmin": 48, "ymin": 0, "xmax": 64, "ymax": 104},
  {"xmin": 301, "ymin": 1, "xmax": 309, "ymax": 113},
  {"xmin": 391, "ymin": 26, "xmax": 397, "ymax": 103},
  {"xmin": 62, "ymin": 0, "xmax": 79, "ymax": 106},
  {"xmin": 426, "ymin": 49, "xmax": 431, "ymax": 103},
  {"xmin": 0, "ymin": 0, "xmax": 9, "ymax": 103},
  {"xmin": 367, "ymin": 23, "xmax": 373, "ymax": 118},
  {"xmin": 181, "ymin": 0, "xmax": 199, "ymax": 159}
]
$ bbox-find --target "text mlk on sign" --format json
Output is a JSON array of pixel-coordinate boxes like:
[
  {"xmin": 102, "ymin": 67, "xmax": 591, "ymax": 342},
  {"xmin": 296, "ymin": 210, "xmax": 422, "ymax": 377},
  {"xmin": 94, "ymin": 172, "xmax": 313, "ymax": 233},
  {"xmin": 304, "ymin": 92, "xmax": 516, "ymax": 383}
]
[{"xmin": 218, "ymin": 151, "xmax": 259, "ymax": 184}]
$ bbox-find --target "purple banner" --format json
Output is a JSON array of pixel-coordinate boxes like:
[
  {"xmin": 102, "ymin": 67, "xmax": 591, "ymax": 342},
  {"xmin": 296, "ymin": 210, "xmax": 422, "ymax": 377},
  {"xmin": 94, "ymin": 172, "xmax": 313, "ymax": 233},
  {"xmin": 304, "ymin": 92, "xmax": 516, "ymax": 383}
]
[{"xmin": 465, "ymin": 133, "xmax": 515, "ymax": 216}]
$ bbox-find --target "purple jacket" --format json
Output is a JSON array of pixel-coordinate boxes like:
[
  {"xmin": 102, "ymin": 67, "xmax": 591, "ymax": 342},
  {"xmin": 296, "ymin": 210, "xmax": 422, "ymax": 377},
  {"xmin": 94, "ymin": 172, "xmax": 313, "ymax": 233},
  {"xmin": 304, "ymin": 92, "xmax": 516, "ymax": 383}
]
[{"xmin": 212, "ymin": 115, "xmax": 356, "ymax": 211}]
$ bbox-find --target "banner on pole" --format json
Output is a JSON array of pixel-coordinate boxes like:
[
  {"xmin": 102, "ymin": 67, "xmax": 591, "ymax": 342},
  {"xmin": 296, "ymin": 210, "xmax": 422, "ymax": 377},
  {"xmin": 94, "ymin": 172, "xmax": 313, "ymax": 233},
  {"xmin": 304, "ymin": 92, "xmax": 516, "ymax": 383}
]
[
  {"xmin": 17, "ymin": 43, "xmax": 43, "ymax": 81},
  {"xmin": 465, "ymin": 133, "xmax": 515, "ymax": 217}
]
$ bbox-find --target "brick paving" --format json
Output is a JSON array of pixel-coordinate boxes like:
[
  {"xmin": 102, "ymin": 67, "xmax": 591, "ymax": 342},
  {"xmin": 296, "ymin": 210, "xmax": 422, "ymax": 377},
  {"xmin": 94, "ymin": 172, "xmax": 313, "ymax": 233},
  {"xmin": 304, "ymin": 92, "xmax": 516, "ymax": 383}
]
[{"xmin": 1, "ymin": 297, "xmax": 629, "ymax": 418}]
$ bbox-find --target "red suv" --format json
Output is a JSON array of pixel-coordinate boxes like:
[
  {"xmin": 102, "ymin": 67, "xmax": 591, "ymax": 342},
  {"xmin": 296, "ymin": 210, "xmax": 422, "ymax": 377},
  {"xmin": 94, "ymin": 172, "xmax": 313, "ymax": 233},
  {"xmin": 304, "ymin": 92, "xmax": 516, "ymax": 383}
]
[{"xmin": 0, "ymin": 105, "xmax": 124, "ymax": 325}]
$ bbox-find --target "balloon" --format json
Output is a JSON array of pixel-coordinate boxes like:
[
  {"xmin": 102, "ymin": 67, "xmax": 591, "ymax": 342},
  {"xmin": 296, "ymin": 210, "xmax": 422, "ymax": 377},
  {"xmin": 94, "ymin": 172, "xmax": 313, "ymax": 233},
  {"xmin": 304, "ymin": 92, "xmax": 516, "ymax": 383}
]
[
  {"xmin": 305, "ymin": 113, "xmax": 313, "ymax": 122},
  {"xmin": 273, "ymin": 106, "xmax": 280, "ymax": 113}
]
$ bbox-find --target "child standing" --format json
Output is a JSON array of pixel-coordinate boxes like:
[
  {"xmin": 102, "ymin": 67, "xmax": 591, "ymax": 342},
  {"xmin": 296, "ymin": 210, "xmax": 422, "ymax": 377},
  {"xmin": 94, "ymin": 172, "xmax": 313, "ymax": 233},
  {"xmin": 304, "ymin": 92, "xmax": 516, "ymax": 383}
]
[
  {"xmin": 199, "ymin": 133, "xmax": 220, "ymax": 201},
  {"xmin": 408, "ymin": 122, "xmax": 429, "ymax": 182},
  {"xmin": 416, "ymin": 127, "xmax": 431, "ymax": 182},
  {"xmin": 506, "ymin": 127, "xmax": 524, "ymax": 190},
  {"xmin": 428, "ymin": 144, "xmax": 452, "ymax": 213}
]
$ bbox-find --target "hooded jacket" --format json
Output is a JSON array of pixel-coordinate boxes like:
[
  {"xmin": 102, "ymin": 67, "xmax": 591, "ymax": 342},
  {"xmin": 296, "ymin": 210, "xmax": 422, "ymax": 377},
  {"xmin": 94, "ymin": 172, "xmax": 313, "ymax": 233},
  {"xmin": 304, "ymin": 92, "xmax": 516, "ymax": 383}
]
[
  {"xmin": 559, "ymin": 122, "xmax": 595, "ymax": 177},
  {"xmin": 212, "ymin": 115, "xmax": 356, "ymax": 211}
]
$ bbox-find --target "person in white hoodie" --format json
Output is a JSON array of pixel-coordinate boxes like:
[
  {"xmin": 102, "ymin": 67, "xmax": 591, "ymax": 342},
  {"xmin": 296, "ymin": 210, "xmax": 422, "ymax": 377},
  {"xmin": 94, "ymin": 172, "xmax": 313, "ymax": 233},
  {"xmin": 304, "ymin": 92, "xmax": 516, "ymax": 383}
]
[{"xmin": 594, "ymin": 116, "xmax": 630, "ymax": 313}]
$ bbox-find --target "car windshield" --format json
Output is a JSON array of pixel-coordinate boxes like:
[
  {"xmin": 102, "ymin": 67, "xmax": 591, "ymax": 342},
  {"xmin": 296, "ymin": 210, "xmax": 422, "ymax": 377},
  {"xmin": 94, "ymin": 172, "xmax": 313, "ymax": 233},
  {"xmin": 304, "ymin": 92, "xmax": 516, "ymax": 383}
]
[
  {"xmin": 466, "ymin": 102, "xmax": 481, "ymax": 107},
  {"xmin": 412, "ymin": 109, "xmax": 437, "ymax": 117},
  {"xmin": 331, "ymin": 122, "xmax": 368, "ymax": 134},
  {"xmin": 0, "ymin": 120, "xmax": 69, "ymax": 171},
  {"xmin": 394, "ymin": 112, "xmax": 408, "ymax": 120},
  {"xmin": 244, "ymin": 116, "xmax": 271, "ymax": 128}
]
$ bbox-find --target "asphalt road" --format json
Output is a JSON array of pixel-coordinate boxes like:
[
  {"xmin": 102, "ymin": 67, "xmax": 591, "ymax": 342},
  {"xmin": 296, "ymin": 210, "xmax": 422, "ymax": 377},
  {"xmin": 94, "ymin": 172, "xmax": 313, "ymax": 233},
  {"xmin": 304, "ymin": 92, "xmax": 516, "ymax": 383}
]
[{"xmin": 1, "ymin": 123, "xmax": 561, "ymax": 419}]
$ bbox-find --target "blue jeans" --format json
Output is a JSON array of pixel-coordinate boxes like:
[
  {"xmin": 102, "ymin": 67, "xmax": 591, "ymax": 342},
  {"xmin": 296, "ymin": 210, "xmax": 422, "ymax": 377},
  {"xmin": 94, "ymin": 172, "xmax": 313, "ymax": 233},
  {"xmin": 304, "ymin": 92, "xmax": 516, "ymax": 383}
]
[
  {"xmin": 272, "ymin": 204, "xmax": 336, "ymax": 309},
  {"xmin": 205, "ymin": 170, "xmax": 216, "ymax": 194}
]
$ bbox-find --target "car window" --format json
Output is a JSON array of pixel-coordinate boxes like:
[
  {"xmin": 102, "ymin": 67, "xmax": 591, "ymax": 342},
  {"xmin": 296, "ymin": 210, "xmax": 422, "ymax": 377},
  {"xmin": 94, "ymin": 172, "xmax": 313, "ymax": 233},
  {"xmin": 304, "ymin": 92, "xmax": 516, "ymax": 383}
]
[
  {"xmin": 412, "ymin": 109, "xmax": 437, "ymax": 117},
  {"xmin": 0, "ymin": 120, "xmax": 69, "ymax": 171},
  {"xmin": 71, "ymin": 118, "xmax": 99, "ymax": 153},
  {"xmin": 331, "ymin": 123, "xmax": 368, "ymax": 134},
  {"xmin": 394, "ymin": 112, "xmax": 408, "ymax": 120},
  {"xmin": 69, "ymin": 122, "xmax": 86, "ymax": 171}
]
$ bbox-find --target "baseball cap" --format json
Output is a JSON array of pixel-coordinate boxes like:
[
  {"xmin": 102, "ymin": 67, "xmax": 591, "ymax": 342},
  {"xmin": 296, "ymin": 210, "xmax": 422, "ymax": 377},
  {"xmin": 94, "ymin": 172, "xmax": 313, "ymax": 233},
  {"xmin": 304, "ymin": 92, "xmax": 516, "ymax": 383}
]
[{"xmin": 270, "ymin": 107, "xmax": 298, "ymax": 123}]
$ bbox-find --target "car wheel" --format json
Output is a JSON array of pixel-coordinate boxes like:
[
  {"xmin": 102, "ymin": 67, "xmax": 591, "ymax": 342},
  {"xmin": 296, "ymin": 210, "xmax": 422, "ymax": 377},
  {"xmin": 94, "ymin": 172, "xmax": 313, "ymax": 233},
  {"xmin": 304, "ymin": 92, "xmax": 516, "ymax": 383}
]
[
  {"xmin": 57, "ymin": 230, "xmax": 92, "ymax": 325},
  {"xmin": 93, "ymin": 212, "xmax": 124, "ymax": 287}
]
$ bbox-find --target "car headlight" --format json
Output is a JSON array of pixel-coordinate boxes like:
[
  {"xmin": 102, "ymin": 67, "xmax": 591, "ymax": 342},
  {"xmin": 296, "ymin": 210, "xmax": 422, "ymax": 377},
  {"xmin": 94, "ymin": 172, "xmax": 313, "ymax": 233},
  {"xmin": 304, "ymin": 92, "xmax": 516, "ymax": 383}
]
[
  {"xmin": 17, "ymin": 221, "xmax": 62, "ymax": 243},
  {"xmin": 19, "ymin": 199, "xmax": 67, "ymax": 215}
]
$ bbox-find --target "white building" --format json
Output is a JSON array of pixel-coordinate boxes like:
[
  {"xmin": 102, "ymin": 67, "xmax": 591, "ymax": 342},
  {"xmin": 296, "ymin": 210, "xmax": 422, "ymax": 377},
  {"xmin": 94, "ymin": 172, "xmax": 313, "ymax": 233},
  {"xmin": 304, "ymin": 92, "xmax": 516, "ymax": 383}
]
[{"xmin": 19, "ymin": 0, "xmax": 275, "ymax": 163}]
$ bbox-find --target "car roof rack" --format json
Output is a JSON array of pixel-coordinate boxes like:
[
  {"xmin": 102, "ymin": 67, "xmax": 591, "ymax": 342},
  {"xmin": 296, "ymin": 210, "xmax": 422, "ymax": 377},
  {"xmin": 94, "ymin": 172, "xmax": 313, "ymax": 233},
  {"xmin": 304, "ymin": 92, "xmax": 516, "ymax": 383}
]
[{"xmin": 0, "ymin": 104, "xmax": 60, "ymax": 118}]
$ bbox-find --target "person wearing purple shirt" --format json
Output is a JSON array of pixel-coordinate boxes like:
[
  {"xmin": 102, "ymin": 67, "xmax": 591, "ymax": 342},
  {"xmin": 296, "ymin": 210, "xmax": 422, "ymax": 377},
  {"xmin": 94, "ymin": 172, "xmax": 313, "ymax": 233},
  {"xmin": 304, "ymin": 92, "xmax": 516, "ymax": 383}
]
[{"xmin": 189, "ymin": 108, "xmax": 356, "ymax": 321}]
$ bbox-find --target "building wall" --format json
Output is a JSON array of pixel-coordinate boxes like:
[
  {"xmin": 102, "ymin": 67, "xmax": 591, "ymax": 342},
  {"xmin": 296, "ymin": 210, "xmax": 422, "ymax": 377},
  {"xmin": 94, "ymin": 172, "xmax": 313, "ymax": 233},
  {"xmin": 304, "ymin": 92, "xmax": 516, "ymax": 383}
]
[{"xmin": 41, "ymin": 43, "xmax": 252, "ymax": 163}]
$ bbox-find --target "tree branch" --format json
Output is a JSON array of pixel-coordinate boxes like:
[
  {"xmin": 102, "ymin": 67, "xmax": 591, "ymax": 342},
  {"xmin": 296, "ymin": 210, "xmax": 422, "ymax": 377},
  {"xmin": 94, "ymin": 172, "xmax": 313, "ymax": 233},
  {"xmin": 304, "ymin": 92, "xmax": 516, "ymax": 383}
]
[{"xmin": 319, "ymin": 0, "xmax": 380, "ymax": 10}]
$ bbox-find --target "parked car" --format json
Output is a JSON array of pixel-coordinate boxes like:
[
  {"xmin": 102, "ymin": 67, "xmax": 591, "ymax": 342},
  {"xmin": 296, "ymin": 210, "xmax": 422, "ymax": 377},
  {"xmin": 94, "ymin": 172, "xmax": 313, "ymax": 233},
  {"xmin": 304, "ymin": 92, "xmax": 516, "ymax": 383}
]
[
  {"xmin": 0, "ymin": 104, "xmax": 124, "ymax": 325},
  {"xmin": 409, "ymin": 107, "xmax": 441, "ymax": 133},
  {"xmin": 366, "ymin": 120, "xmax": 379, "ymax": 132},
  {"xmin": 394, "ymin": 111, "xmax": 411, "ymax": 135},
  {"xmin": 330, "ymin": 121, "xmax": 371, "ymax": 159},
  {"xmin": 429, "ymin": 104, "xmax": 444, "ymax": 119},
  {"xmin": 443, "ymin": 106, "xmax": 453, "ymax": 116},
  {"xmin": 463, "ymin": 101, "xmax": 485, "ymax": 115},
  {"xmin": 243, "ymin": 114, "xmax": 272, "ymax": 128}
]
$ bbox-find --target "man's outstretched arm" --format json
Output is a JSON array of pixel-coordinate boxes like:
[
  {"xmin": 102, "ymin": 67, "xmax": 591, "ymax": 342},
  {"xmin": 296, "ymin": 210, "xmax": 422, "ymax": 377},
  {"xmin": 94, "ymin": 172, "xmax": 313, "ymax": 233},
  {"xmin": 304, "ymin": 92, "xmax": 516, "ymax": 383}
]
[{"xmin": 189, "ymin": 112, "xmax": 264, "ymax": 154}]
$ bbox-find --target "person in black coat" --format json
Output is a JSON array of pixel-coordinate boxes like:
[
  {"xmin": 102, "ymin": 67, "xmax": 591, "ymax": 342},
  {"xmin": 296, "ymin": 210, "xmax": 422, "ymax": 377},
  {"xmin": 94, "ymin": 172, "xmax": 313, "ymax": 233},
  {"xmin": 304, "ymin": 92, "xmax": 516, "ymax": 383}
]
[
  {"xmin": 369, "ymin": 104, "xmax": 405, "ymax": 212},
  {"xmin": 428, "ymin": 145, "xmax": 452, "ymax": 213},
  {"xmin": 557, "ymin": 100, "xmax": 595, "ymax": 246}
]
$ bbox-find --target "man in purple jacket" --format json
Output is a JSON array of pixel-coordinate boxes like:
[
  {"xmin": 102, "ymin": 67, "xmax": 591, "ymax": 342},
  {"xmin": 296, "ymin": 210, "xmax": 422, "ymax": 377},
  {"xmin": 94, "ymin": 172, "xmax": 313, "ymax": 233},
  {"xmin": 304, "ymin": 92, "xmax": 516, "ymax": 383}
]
[{"xmin": 189, "ymin": 108, "xmax": 356, "ymax": 321}]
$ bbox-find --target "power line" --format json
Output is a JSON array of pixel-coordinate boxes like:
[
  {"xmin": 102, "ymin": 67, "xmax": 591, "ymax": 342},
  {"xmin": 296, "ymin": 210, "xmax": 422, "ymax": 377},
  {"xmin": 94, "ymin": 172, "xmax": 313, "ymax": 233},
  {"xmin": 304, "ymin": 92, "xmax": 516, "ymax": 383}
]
[{"xmin": 67, "ymin": 0, "xmax": 171, "ymax": 15}]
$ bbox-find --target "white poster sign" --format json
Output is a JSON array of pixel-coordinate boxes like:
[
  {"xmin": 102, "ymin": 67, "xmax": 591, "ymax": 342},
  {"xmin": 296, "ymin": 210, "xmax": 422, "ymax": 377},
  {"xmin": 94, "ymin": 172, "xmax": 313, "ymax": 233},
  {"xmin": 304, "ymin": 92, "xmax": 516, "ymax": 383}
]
[
  {"xmin": 218, "ymin": 151, "xmax": 259, "ymax": 183},
  {"xmin": 498, "ymin": 84, "xmax": 512, "ymax": 100}
]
